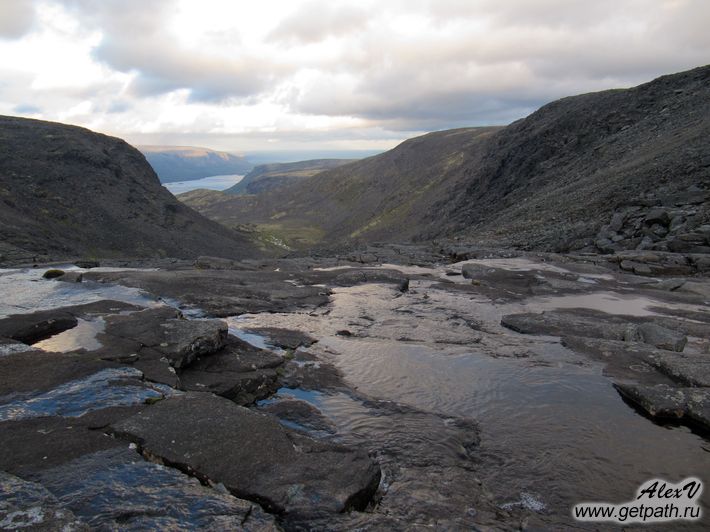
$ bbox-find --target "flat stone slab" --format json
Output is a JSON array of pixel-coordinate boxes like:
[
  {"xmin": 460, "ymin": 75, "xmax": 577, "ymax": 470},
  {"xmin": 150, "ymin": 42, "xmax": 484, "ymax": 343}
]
[
  {"xmin": 102, "ymin": 308, "xmax": 227, "ymax": 368},
  {"xmin": 110, "ymin": 393, "xmax": 381, "ymax": 518},
  {"xmin": 502, "ymin": 310, "xmax": 688, "ymax": 352},
  {"xmin": 0, "ymin": 471, "xmax": 88, "ymax": 531},
  {"xmin": 180, "ymin": 337, "xmax": 283, "ymax": 404},
  {"xmin": 615, "ymin": 383, "xmax": 710, "ymax": 430},
  {"xmin": 33, "ymin": 448, "xmax": 276, "ymax": 531}
]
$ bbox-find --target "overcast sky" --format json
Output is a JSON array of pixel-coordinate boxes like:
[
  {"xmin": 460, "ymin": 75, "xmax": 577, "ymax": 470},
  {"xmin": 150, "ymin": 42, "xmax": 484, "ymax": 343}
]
[{"xmin": 1, "ymin": 0, "xmax": 708, "ymax": 153}]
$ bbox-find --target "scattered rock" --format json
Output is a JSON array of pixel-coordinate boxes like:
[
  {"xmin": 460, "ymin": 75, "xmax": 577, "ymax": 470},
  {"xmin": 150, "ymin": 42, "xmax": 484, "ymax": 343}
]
[{"xmin": 74, "ymin": 260, "xmax": 99, "ymax": 269}]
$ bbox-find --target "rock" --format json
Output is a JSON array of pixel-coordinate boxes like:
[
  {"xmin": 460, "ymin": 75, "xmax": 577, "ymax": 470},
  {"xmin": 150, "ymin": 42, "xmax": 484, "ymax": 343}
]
[
  {"xmin": 0, "ymin": 366, "xmax": 175, "ymax": 422},
  {"xmin": 57, "ymin": 271, "xmax": 83, "ymax": 283},
  {"xmin": 101, "ymin": 308, "xmax": 228, "ymax": 369},
  {"xmin": 158, "ymin": 318, "xmax": 228, "ymax": 369},
  {"xmin": 614, "ymin": 383, "xmax": 710, "ymax": 431},
  {"xmin": 260, "ymin": 398, "xmax": 337, "ymax": 435},
  {"xmin": 0, "ymin": 310, "xmax": 77, "ymax": 344},
  {"xmin": 333, "ymin": 269, "xmax": 409, "ymax": 292},
  {"xmin": 180, "ymin": 337, "xmax": 283, "ymax": 404},
  {"xmin": 635, "ymin": 323, "xmax": 687, "ymax": 352},
  {"xmin": 594, "ymin": 238, "xmax": 617, "ymax": 254},
  {"xmin": 246, "ymin": 327, "xmax": 317, "ymax": 350},
  {"xmin": 0, "ymin": 471, "xmax": 88, "ymax": 531},
  {"xmin": 608, "ymin": 212, "xmax": 626, "ymax": 232},
  {"xmin": 74, "ymin": 260, "xmax": 99, "ymax": 269},
  {"xmin": 110, "ymin": 393, "xmax": 381, "ymax": 518},
  {"xmin": 645, "ymin": 208, "xmax": 670, "ymax": 226},
  {"xmin": 33, "ymin": 448, "xmax": 276, "ymax": 530},
  {"xmin": 42, "ymin": 268, "xmax": 65, "ymax": 279}
]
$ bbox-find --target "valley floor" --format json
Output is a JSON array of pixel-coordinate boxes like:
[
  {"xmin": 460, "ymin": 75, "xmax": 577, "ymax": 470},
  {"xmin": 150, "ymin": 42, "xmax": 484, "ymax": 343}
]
[{"xmin": 0, "ymin": 245, "xmax": 708, "ymax": 530}]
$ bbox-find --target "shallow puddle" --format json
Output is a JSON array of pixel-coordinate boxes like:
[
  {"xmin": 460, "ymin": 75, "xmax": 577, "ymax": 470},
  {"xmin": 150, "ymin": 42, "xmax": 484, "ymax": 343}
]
[{"xmin": 33, "ymin": 318, "xmax": 106, "ymax": 352}]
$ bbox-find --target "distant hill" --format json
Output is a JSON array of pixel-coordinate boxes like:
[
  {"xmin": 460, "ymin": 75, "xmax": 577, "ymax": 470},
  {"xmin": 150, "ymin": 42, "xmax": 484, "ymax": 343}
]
[
  {"xmin": 139, "ymin": 145, "xmax": 252, "ymax": 183},
  {"xmin": 225, "ymin": 159, "xmax": 356, "ymax": 195},
  {"xmin": 180, "ymin": 65, "xmax": 710, "ymax": 252},
  {"xmin": 0, "ymin": 116, "xmax": 262, "ymax": 264}
]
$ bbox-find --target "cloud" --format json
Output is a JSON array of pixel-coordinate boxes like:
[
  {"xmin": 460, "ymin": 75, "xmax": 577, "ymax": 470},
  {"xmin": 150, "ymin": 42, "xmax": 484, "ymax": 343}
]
[
  {"xmin": 0, "ymin": 0, "xmax": 709, "ymax": 151},
  {"xmin": 268, "ymin": 0, "xmax": 369, "ymax": 44},
  {"xmin": 0, "ymin": 0, "xmax": 36, "ymax": 39}
]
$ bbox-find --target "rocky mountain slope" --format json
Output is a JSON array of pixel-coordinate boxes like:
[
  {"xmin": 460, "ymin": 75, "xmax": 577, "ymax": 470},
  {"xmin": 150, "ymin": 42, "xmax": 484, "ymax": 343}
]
[
  {"xmin": 225, "ymin": 159, "xmax": 356, "ymax": 195},
  {"xmin": 139, "ymin": 145, "xmax": 252, "ymax": 183},
  {"xmin": 181, "ymin": 65, "xmax": 710, "ymax": 252},
  {"xmin": 0, "ymin": 116, "xmax": 261, "ymax": 264}
]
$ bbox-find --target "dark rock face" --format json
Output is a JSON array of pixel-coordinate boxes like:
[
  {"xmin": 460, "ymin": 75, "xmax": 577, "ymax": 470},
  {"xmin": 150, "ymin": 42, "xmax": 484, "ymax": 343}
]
[
  {"xmin": 0, "ymin": 115, "xmax": 260, "ymax": 264},
  {"xmin": 110, "ymin": 393, "xmax": 381, "ymax": 518}
]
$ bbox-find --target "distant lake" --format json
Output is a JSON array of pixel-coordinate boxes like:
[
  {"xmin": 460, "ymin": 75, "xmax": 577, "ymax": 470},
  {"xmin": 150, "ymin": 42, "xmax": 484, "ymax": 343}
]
[{"xmin": 163, "ymin": 174, "xmax": 244, "ymax": 195}]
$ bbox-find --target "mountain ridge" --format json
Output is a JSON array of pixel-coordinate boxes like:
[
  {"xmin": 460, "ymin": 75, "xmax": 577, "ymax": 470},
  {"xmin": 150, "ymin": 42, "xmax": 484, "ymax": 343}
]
[{"xmin": 180, "ymin": 65, "xmax": 710, "ymax": 252}]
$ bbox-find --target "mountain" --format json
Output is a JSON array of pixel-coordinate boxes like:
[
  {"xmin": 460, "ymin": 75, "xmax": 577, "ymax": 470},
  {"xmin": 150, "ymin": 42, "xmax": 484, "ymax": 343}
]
[
  {"xmin": 225, "ymin": 159, "xmax": 356, "ymax": 195},
  {"xmin": 139, "ymin": 146, "xmax": 252, "ymax": 183},
  {"xmin": 180, "ymin": 65, "xmax": 710, "ymax": 252},
  {"xmin": 0, "ymin": 116, "xmax": 262, "ymax": 264}
]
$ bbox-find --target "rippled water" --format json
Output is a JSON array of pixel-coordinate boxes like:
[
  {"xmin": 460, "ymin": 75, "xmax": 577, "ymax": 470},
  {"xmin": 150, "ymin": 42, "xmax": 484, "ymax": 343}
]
[{"xmin": 236, "ymin": 269, "xmax": 710, "ymax": 528}]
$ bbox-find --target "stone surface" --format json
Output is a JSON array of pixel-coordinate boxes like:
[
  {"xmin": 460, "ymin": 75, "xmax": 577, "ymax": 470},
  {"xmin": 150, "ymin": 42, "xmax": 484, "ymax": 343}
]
[
  {"xmin": 33, "ymin": 448, "xmax": 276, "ymax": 531},
  {"xmin": 615, "ymin": 383, "xmax": 710, "ymax": 430},
  {"xmin": 0, "ymin": 471, "xmax": 88, "ymax": 531},
  {"xmin": 110, "ymin": 393, "xmax": 381, "ymax": 518}
]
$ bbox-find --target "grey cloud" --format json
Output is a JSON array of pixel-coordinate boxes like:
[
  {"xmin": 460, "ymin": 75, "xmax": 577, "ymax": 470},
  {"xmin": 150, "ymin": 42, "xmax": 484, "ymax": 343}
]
[
  {"xmin": 0, "ymin": 0, "xmax": 36, "ymax": 39},
  {"xmin": 268, "ymin": 0, "xmax": 369, "ymax": 44},
  {"xmin": 62, "ymin": 0, "xmax": 277, "ymax": 102}
]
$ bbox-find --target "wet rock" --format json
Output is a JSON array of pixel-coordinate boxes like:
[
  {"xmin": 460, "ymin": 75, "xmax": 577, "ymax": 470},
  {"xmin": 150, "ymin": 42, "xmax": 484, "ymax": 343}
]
[
  {"xmin": 0, "ymin": 310, "xmax": 77, "ymax": 344},
  {"xmin": 247, "ymin": 327, "xmax": 316, "ymax": 349},
  {"xmin": 0, "ymin": 410, "xmax": 138, "ymax": 476},
  {"xmin": 0, "ymin": 350, "xmax": 118, "ymax": 397},
  {"xmin": 102, "ymin": 308, "xmax": 227, "ymax": 369},
  {"xmin": 180, "ymin": 336, "xmax": 283, "ymax": 404},
  {"xmin": 0, "ymin": 367, "xmax": 175, "ymax": 422},
  {"xmin": 42, "ymin": 269, "xmax": 65, "ymax": 279},
  {"xmin": 84, "ymin": 269, "xmax": 332, "ymax": 317},
  {"xmin": 615, "ymin": 383, "xmax": 710, "ymax": 430},
  {"xmin": 0, "ymin": 336, "xmax": 34, "ymax": 357},
  {"xmin": 74, "ymin": 260, "xmax": 99, "ymax": 269},
  {"xmin": 635, "ymin": 323, "xmax": 687, "ymax": 352},
  {"xmin": 0, "ymin": 300, "xmax": 143, "ymax": 345},
  {"xmin": 333, "ymin": 269, "xmax": 409, "ymax": 292},
  {"xmin": 110, "ymin": 393, "xmax": 381, "ymax": 518},
  {"xmin": 33, "ymin": 447, "xmax": 276, "ymax": 530},
  {"xmin": 0, "ymin": 471, "xmax": 88, "ymax": 531},
  {"xmin": 260, "ymin": 398, "xmax": 337, "ymax": 434}
]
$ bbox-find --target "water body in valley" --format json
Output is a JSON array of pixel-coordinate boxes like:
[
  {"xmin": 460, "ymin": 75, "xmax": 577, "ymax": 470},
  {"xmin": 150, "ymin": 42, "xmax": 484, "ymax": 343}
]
[{"xmin": 162, "ymin": 174, "xmax": 244, "ymax": 195}]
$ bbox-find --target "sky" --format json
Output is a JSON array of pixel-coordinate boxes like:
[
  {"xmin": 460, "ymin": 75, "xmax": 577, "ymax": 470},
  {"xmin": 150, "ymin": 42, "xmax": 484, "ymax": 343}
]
[{"xmin": 0, "ymin": 0, "xmax": 708, "ymax": 154}]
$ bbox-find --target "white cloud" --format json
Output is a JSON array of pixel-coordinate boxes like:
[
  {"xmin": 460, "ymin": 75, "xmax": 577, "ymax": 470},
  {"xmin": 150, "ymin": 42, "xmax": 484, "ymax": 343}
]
[{"xmin": 0, "ymin": 0, "xmax": 708, "ymax": 152}]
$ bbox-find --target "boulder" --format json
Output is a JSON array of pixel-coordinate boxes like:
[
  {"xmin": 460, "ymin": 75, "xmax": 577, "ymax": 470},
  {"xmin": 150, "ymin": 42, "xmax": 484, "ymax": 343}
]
[
  {"xmin": 644, "ymin": 208, "xmax": 670, "ymax": 226},
  {"xmin": 110, "ymin": 393, "xmax": 381, "ymax": 518},
  {"xmin": 615, "ymin": 383, "xmax": 710, "ymax": 431},
  {"xmin": 57, "ymin": 271, "xmax": 83, "ymax": 283}
]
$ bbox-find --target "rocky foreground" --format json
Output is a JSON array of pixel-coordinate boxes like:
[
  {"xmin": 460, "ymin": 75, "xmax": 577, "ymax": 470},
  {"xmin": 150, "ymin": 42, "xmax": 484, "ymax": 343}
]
[{"xmin": 1, "ymin": 244, "xmax": 709, "ymax": 530}]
